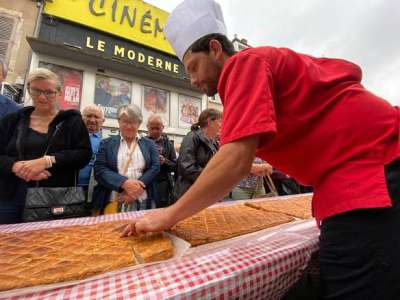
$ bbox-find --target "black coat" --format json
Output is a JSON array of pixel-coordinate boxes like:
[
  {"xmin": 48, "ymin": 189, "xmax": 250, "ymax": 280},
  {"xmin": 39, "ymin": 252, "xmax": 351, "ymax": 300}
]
[
  {"xmin": 148, "ymin": 134, "xmax": 177, "ymax": 182},
  {"xmin": 173, "ymin": 128, "xmax": 218, "ymax": 200},
  {"xmin": 148, "ymin": 134, "xmax": 177, "ymax": 207},
  {"xmin": 0, "ymin": 106, "xmax": 92, "ymax": 206}
]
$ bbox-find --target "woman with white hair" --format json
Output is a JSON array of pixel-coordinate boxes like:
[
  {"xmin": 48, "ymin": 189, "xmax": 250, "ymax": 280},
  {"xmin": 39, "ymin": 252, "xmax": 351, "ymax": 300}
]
[
  {"xmin": 0, "ymin": 68, "xmax": 92, "ymax": 223},
  {"xmin": 93, "ymin": 104, "xmax": 160, "ymax": 213}
]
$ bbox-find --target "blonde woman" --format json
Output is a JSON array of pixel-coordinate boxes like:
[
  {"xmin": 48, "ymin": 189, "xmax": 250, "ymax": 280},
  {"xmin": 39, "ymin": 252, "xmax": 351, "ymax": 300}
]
[{"xmin": 0, "ymin": 68, "xmax": 92, "ymax": 223}]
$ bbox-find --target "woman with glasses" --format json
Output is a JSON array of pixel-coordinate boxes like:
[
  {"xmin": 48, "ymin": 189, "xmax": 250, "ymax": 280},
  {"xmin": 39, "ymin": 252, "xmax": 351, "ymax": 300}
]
[
  {"xmin": 92, "ymin": 104, "xmax": 160, "ymax": 214},
  {"xmin": 0, "ymin": 68, "xmax": 92, "ymax": 224}
]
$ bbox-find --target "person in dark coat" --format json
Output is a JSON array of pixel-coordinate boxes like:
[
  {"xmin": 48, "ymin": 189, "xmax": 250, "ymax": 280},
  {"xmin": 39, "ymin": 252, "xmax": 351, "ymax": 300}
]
[
  {"xmin": 146, "ymin": 115, "xmax": 177, "ymax": 208},
  {"xmin": 0, "ymin": 94, "xmax": 19, "ymax": 120},
  {"xmin": 0, "ymin": 68, "xmax": 92, "ymax": 224},
  {"xmin": 0, "ymin": 58, "xmax": 19, "ymax": 120},
  {"xmin": 93, "ymin": 104, "xmax": 160, "ymax": 214},
  {"xmin": 271, "ymin": 169, "xmax": 313, "ymax": 195},
  {"xmin": 173, "ymin": 108, "xmax": 221, "ymax": 200}
]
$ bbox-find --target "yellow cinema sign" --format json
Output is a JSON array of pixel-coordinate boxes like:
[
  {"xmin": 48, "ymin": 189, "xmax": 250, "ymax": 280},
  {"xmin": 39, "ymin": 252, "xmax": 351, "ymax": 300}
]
[{"xmin": 44, "ymin": 0, "xmax": 175, "ymax": 56}]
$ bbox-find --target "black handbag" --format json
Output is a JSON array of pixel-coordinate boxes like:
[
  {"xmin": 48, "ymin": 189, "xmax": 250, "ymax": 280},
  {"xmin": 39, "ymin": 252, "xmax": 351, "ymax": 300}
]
[
  {"xmin": 22, "ymin": 184, "xmax": 87, "ymax": 222},
  {"xmin": 17, "ymin": 121, "xmax": 88, "ymax": 222}
]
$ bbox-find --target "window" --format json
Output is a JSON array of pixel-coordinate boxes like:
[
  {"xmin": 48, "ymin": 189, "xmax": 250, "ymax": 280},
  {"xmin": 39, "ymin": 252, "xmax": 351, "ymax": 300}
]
[
  {"xmin": 142, "ymin": 85, "xmax": 170, "ymax": 126},
  {"xmin": 39, "ymin": 62, "xmax": 84, "ymax": 110},
  {"xmin": 0, "ymin": 12, "xmax": 17, "ymax": 65},
  {"xmin": 178, "ymin": 94, "xmax": 202, "ymax": 129},
  {"xmin": 94, "ymin": 74, "xmax": 132, "ymax": 119}
]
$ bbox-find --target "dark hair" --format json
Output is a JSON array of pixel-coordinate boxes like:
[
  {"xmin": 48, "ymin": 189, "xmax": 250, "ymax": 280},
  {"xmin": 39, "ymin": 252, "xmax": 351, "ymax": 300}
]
[
  {"xmin": 191, "ymin": 108, "xmax": 222, "ymax": 130},
  {"xmin": 188, "ymin": 33, "xmax": 236, "ymax": 57}
]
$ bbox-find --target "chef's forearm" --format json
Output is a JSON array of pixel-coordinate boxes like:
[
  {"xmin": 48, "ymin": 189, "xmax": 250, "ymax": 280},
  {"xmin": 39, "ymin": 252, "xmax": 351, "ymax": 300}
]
[{"xmin": 168, "ymin": 135, "xmax": 259, "ymax": 223}]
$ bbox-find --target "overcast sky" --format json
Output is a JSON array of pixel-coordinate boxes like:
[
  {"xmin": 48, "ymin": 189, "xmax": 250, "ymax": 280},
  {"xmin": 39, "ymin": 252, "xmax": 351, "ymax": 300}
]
[{"xmin": 146, "ymin": 0, "xmax": 400, "ymax": 105}]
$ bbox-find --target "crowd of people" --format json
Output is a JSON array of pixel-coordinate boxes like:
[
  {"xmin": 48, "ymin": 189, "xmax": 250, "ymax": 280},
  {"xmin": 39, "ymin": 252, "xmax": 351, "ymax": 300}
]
[
  {"xmin": 0, "ymin": 67, "xmax": 307, "ymax": 224},
  {"xmin": 2, "ymin": 0, "xmax": 399, "ymax": 298}
]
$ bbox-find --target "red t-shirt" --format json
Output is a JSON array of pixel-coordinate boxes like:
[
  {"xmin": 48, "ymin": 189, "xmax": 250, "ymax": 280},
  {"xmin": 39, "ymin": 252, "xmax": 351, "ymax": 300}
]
[{"xmin": 218, "ymin": 47, "xmax": 400, "ymax": 223}]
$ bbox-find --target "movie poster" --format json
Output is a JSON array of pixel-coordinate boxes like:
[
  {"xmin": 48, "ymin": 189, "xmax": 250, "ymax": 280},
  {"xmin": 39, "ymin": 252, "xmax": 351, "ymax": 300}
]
[
  {"xmin": 142, "ymin": 85, "xmax": 170, "ymax": 125},
  {"xmin": 94, "ymin": 75, "xmax": 132, "ymax": 119},
  {"xmin": 39, "ymin": 62, "xmax": 83, "ymax": 110},
  {"xmin": 178, "ymin": 95, "xmax": 201, "ymax": 128}
]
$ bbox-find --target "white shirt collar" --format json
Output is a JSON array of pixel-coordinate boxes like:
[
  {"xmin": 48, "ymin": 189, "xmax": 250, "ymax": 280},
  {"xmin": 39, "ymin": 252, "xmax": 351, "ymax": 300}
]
[{"xmin": 120, "ymin": 134, "xmax": 140, "ymax": 143}]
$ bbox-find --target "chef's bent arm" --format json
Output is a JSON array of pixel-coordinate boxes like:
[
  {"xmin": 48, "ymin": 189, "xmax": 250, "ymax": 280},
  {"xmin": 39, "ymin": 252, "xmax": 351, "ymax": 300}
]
[{"xmin": 167, "ymin": 134, "xmax": 259, "ymax": 224}]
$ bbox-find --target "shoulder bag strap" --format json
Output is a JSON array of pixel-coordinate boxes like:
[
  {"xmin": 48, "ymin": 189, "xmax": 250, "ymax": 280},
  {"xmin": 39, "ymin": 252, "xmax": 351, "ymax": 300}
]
[
  {"xmin": 35, "ymin": 121, "xmax": 64, "ymax": 187},
  {"xmin": 264, "ymin": 174, "xmax": 278, "ymax": 196},
  {"xmin": 43, "ymin": 121, "xmax": 64, "ymax": 155},
  {"xmin": 121, "ymin": 139, "xmax": 138, "ymax": 176},
  {"xmin": 115, "ymin": 139, "xmax": 138, "ymax": 212},
  {"xmin": 15, "ymin": 118, "xmax": 25, "ymax": 160}
]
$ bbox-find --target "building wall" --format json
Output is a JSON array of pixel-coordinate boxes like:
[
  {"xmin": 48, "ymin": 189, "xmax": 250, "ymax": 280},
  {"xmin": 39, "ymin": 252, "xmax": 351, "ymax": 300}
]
[
  {"xmin": 207, "ymin": 94, "xmax": 223, "ymax": 111},
  {"xmin": 28, "ymin": 51, "xmax": 208, "ymax": 143},
  {"xmin": 208, "ymin": 100, "xmax": 223, "ymax": 112},
  {"xmin": 0, "ymin": 0, "xmax": 38, "ymax": 84}
]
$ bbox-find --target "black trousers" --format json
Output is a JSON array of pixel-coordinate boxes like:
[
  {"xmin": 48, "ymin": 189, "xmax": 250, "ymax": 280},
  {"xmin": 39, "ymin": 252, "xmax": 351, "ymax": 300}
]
[
  {"xmin": 155, "ymin": 179, "xmax": 173, "ymax": 208},
  {"xmin": 319, "ymin": 158, "xmax": 400, "ymax": 299}
]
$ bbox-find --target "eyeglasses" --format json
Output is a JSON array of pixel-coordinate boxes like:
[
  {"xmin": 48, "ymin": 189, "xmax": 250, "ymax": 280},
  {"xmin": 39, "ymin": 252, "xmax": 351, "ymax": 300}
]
[
  {"xmin": 29, "ymin": 87, "xmax": 58, "ymax": 98},
  {"xmin": 119, "ymin": 119, "xmax": 139, "ymax": 126}
]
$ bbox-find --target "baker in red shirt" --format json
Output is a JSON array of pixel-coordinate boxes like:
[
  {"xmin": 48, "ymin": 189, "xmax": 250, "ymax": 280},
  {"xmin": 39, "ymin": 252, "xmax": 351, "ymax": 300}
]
[{"xmin": 122, "ymin": 0, "xmax": 400, "ymax": 298}]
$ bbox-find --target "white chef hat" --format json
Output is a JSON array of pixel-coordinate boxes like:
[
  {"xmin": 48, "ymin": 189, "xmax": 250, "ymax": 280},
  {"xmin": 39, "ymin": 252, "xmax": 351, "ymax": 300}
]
[{"xmin": 164, "ymin": 0, "xmax": 227, "ymax": 61}]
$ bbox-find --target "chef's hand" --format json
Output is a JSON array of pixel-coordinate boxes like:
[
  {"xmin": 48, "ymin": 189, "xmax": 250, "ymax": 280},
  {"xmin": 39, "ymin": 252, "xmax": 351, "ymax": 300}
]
[{"xmin": 121, "ymin": 208, "xmax": 176, "ymax": 237}]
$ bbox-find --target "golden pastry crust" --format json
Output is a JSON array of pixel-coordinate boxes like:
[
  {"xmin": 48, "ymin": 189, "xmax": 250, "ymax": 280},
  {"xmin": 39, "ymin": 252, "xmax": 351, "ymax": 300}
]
[
  {"xmin": 131, "ymin": 233, "xmax": 174, "ymax": 263},
  {"xmin": 170, "ymin": 204, "xmax": 294, "ymax": 246},
  {"xmin": 0, "ymin": 221, "xmax": 174, "ymax": 292},
  {"xmin": 245, "ymin": 195, "xmax": 312, "ymax": 219}
]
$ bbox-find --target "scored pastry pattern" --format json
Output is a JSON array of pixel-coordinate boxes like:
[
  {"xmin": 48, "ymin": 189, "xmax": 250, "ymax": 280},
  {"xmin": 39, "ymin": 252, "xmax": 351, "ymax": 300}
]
[
  {"xmin": 0, "ymin": 221, "xmax": 173, "ymax": 292},
  {"xmin": 245, "ymin": 195, "xmax": 312, "ymax": 219},
  {"xmin": 171, "ymin": 204, "xmax": 294, "ymax": 246}
]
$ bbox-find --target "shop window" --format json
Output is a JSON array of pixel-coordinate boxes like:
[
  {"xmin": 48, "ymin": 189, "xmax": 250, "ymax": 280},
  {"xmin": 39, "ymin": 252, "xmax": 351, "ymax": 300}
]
[
  {"xmin": 178, "ymin": 94, "xmax": 202, "ymax": 129},
  {"xmin": 142, "ymin": 85, "xmax": 170, "ymax": 126},
  {"xmin": 39, "ymin": 62, "xmax": 83, "ymax": 110},
  {"xmin": 94, "ymin": 74, "xmax": 132, "ymax": 119},
  {"xmin": 0, "ymin": 12, "xmax": 17, "ymax": 65}
]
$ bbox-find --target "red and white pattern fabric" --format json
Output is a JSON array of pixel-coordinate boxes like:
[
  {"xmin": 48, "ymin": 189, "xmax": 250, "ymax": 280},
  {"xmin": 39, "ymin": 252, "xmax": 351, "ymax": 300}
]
[{"xmin": 0, "ymin": 198, "xmax": 319, "ymax": 300}]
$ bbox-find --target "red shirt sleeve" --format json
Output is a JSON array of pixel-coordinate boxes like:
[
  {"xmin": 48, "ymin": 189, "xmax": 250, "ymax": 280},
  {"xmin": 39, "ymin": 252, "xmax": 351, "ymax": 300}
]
[{"xmin": 218, "ymin": 52, "xmax": 277, "ymax": 146}]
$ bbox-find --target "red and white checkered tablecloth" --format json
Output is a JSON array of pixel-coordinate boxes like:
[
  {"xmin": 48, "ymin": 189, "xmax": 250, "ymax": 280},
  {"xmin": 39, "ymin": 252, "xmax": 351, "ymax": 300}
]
[{"xmin": 0, "ymin": 199, "xmax": 319, "ymax": 300}]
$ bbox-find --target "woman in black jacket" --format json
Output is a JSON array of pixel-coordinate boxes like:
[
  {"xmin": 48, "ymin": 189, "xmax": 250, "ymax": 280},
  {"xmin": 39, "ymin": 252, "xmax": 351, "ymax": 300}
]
[
  {"xmin": 173, "ymin": 108, "xmax": 221, "ymax": 200},
  {"xmin": 0, "ymin": 68, "xmax": 92, "ymax": 224}
]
